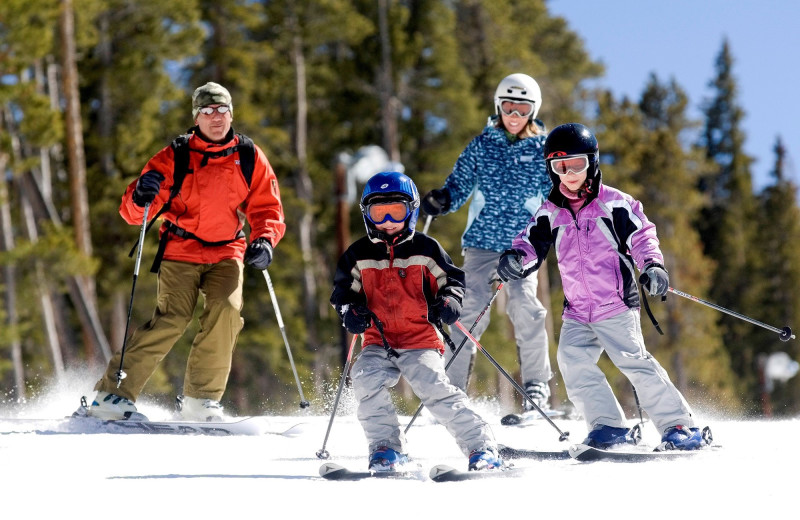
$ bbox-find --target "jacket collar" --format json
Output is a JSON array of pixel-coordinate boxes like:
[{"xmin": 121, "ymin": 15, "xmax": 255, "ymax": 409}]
[{"xmin": 187, "ymin": 126, "xmax": 237, "ymax": 151}]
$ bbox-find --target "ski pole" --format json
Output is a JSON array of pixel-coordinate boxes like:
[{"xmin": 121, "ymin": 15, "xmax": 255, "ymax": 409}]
[
  {"xmin": 631, "ymin": 384, "xmax": 644, "ymax": 444},
  {"xmin": 316, "ymin": 333, "xmax": 359, "ymax": 459},
  {"xmin": 403, "ymin": 283, "xmax": 505, "ymax": 433},
  {"xmin": 368, "ymin": 312, "xmax": 400, "ymax": 359},
  {"xmin": 643, "ymin": 275, "xmax": 795, "ymax": 341},
  {"xmin": 262, "ymin": 269, "xmax": 310, "ymax": 408},
  {"xmin": 116, "ymin": 203, "xmax": 150, "ymax": 387},
  {"xmin": 454, "ymin": 320, "xmax": 570, "ymax": 442},
  {"xmin": 421, "ymin": 215, "xmax": 433, "ymax": 235}
]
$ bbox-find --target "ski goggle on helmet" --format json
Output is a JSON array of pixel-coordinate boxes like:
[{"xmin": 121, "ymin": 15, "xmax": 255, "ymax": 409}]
[
  {"xmin": 360, "ymin": 171, "xmax": 420, "ymax": 229},
  {"xmin": 548, "ymin": 154, "xmax": 591, "ymax": 176},
  {"xmin": 498, "ymin": 99, "xmax": 535, "ymax": 118},
  {"xmin": 494, "ymin": 73, "xmax": 542, "ymax": 120},
  {"xmin": 365, "ymin": 199, "xmax": 413, "ymax": 224}
]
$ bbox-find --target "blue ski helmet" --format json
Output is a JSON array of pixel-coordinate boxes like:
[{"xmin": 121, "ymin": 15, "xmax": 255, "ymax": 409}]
[{"xmin": 360, "ymin": 171, "xmax": 420, "ymax": 242}]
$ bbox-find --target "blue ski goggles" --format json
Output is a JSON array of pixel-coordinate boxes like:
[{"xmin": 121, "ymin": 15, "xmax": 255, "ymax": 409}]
[{"xmin": 364, "ymin": 200, "xmax": 412, "ymax": 224}]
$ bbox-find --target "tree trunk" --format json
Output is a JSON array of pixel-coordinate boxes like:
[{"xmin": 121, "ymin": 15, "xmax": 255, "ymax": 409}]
[
  {"xmin": 60, "ymin": 0, "xmax": 100, "ymax": 363},
  {"xmin": 0, "ymin": 148, "xmax": 26, "ymax": 400},
  {"xmin": 377, "ymin": 0, "xmax": 400, "ymax": 162},
  {"xmin": 288, "ymin": 9, "xmax": 319, "ymax": 352},
  {"xmin": 18, "ymin": 170, "xmax": 113, "ymax": 363},
  {"xmin": 21, "ymin": 196, "xmax": 65, "ymax": 376}
]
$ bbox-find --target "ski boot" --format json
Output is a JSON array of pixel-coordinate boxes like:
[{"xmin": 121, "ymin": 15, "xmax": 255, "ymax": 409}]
[
  {"xmin": 583, "ymin": 425, "xmax": 637, "ymax": 449},
  {"xmin": 368, "ymin": 446, "xmax": 409, "ymax": 472},
  {"xmin": 522, "ymin": 381, "xmax": 550, "ymax": 412},
  {"xmin": 657, "ymin": 425, "xmax": 712, "ymax": 451},
  {"xmin": 468, "ymin": 446, "xmax": 504, "ymax": 471},
  {"xmin": 85, "ymin": 391, "xmax": 148, "ymax": 421},
  {"xmin": 176, "ymin": 395, "xmax": 225, "ymax": 422}
]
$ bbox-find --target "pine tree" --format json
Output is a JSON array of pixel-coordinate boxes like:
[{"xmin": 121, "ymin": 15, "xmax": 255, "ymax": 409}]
[
  {"xmin": 697, "ymin": 40, "xmax": 762, "ymax": 409},
  {"xmin": 754, "ymin": 137, "xmax": 800, "ymax": 415}
]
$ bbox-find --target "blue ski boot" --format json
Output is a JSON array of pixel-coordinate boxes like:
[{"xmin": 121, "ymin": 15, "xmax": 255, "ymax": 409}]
[
  {"xmin": 583, "ymin": 425, "xmax": 636, "ymax": 449},
  {"xmin": 659, "ymin": 425, "xmax": 709, "ymax": 451},
  {"xmin": 468, "ymin": 447, "xmax": 504, "ymax": 471},
  {"xmin": 368, "ymin": 446, "xmax": 409, "ymax": 472}
]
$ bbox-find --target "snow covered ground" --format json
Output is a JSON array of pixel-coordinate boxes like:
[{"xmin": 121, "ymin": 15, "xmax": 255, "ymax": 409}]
[{"xmin": 1, "ymin": 378, "xmax": 797, "ymax": 519}]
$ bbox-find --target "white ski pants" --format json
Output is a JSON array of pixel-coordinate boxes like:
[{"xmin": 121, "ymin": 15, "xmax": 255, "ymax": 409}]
[
  {"xmin": 351, "ymin": 347, "xmax": 496, "ymax": 457},
  {"xmin": 557, "ymin": 309, "xmax": 696, "ymax": 434},
  {"xmin": 445, "ymin": 248, "xmax": 551, "ymax": 392}
]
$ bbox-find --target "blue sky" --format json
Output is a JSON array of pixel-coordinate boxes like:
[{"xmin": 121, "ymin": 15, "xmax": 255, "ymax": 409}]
[{"xmin": 548, "ymin": 0, "xmax": 798, "ymax": 192}]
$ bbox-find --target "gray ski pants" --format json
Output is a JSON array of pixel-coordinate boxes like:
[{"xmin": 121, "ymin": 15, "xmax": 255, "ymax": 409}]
[
  {"xmin": 556, "ymin": 309, "xmax": 696, "ymax": 434},
  {"xmin": 445, "ymin": 248, "xmax": 551, "ymax": 391},
  {"xmin": 351, "ymin": 347, "xmax": 496, "ymax": 457}
]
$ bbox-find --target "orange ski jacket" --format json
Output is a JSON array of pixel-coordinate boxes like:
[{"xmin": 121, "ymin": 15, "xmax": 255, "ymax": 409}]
[{"xmin": 120, "ymin": 130, "xmax": 285, "ymax": 265}]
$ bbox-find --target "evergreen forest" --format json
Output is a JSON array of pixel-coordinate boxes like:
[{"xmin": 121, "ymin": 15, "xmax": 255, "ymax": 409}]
[{"xmin": 2, "ymin": 0, "xmax": 798, "ymax": 418}]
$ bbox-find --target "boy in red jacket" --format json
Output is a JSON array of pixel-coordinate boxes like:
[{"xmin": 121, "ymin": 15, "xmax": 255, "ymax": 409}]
[{"xmin": 331, "ymin": 171, "xmax": 502, "ymax": 472}]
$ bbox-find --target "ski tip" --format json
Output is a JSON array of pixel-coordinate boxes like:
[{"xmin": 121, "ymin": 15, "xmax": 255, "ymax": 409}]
[
  {"xmin": 500, "ymin": 414, "xmax": 522, "ymax": 426},
  {"xmin": 568, "ymin": 443, "xmax": 592, "ymax": 459},
  {"xmin": 319, "ymin": 462, "xmax": 346, "ymax": 477},
  {"xmin": 429, "ymin": 464, "xmax": 457, "ymax": 481},
  {"xmin": 280, "ymin": 422, "xmax": 308, "ymax": 437}
]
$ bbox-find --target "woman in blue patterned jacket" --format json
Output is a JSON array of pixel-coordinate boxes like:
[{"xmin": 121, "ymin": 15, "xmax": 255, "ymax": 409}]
[{"xmin": 421, "ymin": 73, "xmax": 554, "ymax": 414}]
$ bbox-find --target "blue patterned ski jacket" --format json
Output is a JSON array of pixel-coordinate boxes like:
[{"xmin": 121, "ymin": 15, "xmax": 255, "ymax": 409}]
[{"xmin": 442, "ymin": 123, "xmax": 552, "ymax": 253}]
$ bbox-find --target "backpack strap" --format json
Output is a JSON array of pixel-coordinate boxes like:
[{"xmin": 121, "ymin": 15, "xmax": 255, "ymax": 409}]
[
  {"xmin": 129, "ymin": 132, "xmax": 256, "ymax": 272},
  {"xmin": 235, "ymin": 133, "xmax": 255, "ymax": 187},
  {"xmin": 127, "ymin": 134, "xmax": 192, "ymax": 260}
]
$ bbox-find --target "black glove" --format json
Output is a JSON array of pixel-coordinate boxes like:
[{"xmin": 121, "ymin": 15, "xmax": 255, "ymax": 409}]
[
  {"xmin": 132, "ymin": 171, "xmax": 165, "ymax": 207},
  {"xmin": 244, "ymin": 238, "xmax": 273, "ymax": 269},
  {"xmin": 497, "ymin": 249, "xmax": 525, "ymax": 282},
  {"xmin": 339, "ymin": 304, "xmax": 372, "ymax": 334},
  {"xmin": 431, "ymin": 295, "xmax": 462, "ymax": 325},
  {"xmin": 421, "ymin": 188, "xmax": 451, "ymax": 217},
  {"xmin": 642, "ymin": 263, "xmax": 669, "ymax": 297}
]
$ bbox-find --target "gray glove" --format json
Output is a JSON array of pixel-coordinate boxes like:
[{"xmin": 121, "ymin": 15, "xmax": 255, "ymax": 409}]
[
  {"xmin": 643, "ymin": 264, "xmax": 669, "ymax": 297},
  {"xmin": 497, "ymin": 249, "xmax": 525, "ymax": 282}
]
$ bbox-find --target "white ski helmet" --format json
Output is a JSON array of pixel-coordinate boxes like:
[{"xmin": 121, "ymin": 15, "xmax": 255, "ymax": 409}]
[{"xmin": 494, "ymin": 73, "xmax": 542, "ymax": 121}]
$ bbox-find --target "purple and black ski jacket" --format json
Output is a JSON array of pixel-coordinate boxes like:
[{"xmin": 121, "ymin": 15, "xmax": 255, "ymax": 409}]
[{"xmin": 512, "ymin": 174, "xmax": 663, "ymax": 324}]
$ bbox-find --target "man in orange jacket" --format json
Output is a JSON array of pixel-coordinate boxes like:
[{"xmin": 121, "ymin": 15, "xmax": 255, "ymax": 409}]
[{"xmin": 85, "ymin": 82, "xmax": 285, "ymax": 421}]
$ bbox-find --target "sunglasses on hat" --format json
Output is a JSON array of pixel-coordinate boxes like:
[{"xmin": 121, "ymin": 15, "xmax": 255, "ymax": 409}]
[{"xmin": 198, "ymin": 105, "xmax": 231, "ymax": 115}]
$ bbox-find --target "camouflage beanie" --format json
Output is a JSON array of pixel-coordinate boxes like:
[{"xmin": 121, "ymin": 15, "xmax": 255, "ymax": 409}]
[{"xmin": 192, "ymin": 82, "xmax": 233, "ymax": 119}]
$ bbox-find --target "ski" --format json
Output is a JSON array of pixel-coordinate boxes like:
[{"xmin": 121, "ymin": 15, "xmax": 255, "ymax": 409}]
[
  {"xmin": 500, "ymin": 409, "xmax": 566, "ymax": 426},
  {"xmin": 429, "ymin": 464, "xmax": 527, "ymax": 482},
  {"xmin": 568, "ymin": 443, "xmax": 716, "ymax": 462},
  {"xmin": 319, "ymin": 462, "xmax": 424, "ymax": 481},
  {"xmin": 0, "ymin": 416, "xmax": 306, "ymax": 437},
  {"xmin": 498, "ymin": 444, "xmax": 571, "ymax": 461},
  {"xmin": 570, "ymin": 425, "xmax": 716, "ymax": 461}
]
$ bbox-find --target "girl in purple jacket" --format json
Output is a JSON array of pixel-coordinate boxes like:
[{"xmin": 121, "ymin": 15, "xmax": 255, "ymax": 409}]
[{"xmin": 496, "ymin": 123, "xmax": 710, "ymax": 451}]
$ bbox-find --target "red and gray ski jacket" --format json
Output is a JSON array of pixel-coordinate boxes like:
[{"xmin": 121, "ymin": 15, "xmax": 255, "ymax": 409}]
[
  {"xmin": 331, "ymin": 232, "xmax": 465, "ymax": 353},
  {"xmin": 512, "ymin": 176, "xmax": 663, "ymax": 324}
]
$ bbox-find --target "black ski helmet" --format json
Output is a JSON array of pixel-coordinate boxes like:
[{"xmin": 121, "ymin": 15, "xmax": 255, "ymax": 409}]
[{"xmin": 543, "ymin": 123, "xmax": 600, "ymax": 187}]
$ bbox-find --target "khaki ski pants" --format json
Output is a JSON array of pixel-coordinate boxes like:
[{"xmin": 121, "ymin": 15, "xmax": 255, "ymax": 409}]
[{"xmin": 96, "ymin": 259, "xmax": 244, "ymax": 402}]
